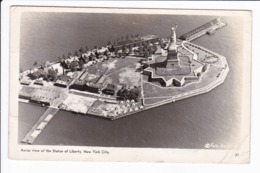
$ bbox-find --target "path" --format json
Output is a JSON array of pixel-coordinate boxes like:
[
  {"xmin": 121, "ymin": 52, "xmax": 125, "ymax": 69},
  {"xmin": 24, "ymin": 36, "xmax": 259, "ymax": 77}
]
[
  {"xmin": 21, "ymin": 92, "xmax": 67, "ymax": 144},
  {"xmin": 21, "ymin": 107, "xmax": 59, "ymax": 144}
]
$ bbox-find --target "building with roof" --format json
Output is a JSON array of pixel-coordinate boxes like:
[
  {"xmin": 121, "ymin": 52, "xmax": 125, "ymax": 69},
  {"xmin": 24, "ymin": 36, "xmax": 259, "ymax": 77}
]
[
  {"xmin": 30, "ymin": 95, "xmax": 51, "ymax": 106},
  {"xmin": 19, "ymin": 86, "xmax": 35, "ymax": 100},
  {"xmin": 20, "ymin": 78, "xmax": 32, "ymax": 85},
  {"xmin": 54, "ymin": 79, "xmax": 68, "ymax": 88},
  {"xmin": 85, "ymin": 74, "xmax": 108, "ymax": 93},
  {"xmin": 69, "ymin": 70, "xmax": 109, "ymax": 93},
  {"xmin": 69, "ymin": 79, "xmax": 87, "ymax": 91},
  {"xmin": 34, "ymin": 80, "xmax": 44, "ymax": 86},
  {"xmin": 102, "ymin": 84, "xmax": 116, "ymax": 95},
  {"xmin": 50, "ymin": 62, "xmax": 64, "ymax": 76},
  {"xmin": 69, "ymin": 70, "xmax": 88, "ymax": 91},
  {"xmin": 85, "ymin": 82, "xmax": 103, "ymax": 93},
  {"xmin": 54, "ymin": 74, "xmax": 72, "ymax": 88}
]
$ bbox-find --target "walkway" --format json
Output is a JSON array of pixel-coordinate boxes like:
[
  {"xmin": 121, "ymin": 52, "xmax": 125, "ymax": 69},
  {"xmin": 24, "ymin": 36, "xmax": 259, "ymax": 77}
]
[
  {"xmin": 21, "ymin": 91, "xmax": 67, "ymax": 144},
  {"xmin": 21, "ymin": 107, "xmax": 59, "ymax": 144}
]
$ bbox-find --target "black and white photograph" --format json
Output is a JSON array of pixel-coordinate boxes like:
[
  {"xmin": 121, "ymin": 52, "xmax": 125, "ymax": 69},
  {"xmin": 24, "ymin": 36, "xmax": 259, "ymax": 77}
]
[{"xmin": 8, "ymin": 6, "xmax": 251, "ymax": 163}]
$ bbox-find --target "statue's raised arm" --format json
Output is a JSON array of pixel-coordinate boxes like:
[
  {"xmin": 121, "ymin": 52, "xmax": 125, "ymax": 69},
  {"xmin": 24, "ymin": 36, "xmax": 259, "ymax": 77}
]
[{"xmin": 171, "ymin": 24, "xmax": 178, "ymax": 32}]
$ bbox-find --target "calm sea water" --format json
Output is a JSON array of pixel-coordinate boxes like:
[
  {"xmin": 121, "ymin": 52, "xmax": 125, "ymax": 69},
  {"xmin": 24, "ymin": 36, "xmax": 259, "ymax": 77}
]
[{"xmin": 19, "ymin": 12, "xmax": 244, "ymax": 148}]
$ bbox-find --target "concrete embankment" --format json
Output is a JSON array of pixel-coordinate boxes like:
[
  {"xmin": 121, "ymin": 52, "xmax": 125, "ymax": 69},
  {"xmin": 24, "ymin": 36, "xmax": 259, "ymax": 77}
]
[{"xmin": 174, "ymin": 67, "xmax": 228, "ymax": 101}]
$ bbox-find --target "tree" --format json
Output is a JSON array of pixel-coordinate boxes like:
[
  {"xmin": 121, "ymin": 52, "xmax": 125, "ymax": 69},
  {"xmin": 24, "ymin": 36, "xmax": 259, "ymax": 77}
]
[
  {"xmin": 129, "ymin": 86, "xmax": 141, "ymax": 102},
  {"xmin": 114, "ymin": 50, "xmax": 118, "ymax": 57},
  {"xmin": 60, "ymin": 60, "xmax": 68, "ymax": 75},
  {"xmin": 70, "ymin": 61, "xmax": 80, "ymax": 72},
  {"xmin": 122, "ymin": 44, "xmax": 126, "ymax": 53},
  {"xmin": 152, "ymin": 44, "xmax": 158, "ymax": 54},
  {"xmin": 78, "ymin": 59, "xmax": 84, "ymax": 67},
  {"xmin": 82, "ymin": 54, "xmax": 89, "ymax": 62},
  {"xmin": 117, "ymin": 86, "xmax": 141, "ymax": 101},
  {"xmin": 117, "ymin": 86, "xmax": 130, "ymax": 100},
  {"xmin": 95, "ymin": 51, "xmax": 100, "ymax": 58},
  {"xmin": 30, "ymin": 69, "xmax": 47, "ymax": 80},
  {"xmin": 58, "ymin": 56, "xmax": 62, "ymax": 62},
  {"xmin": 144, "ymin": 49, "xmax": 149, "ymax": 60},
  {"xmin": 33, "ymin": 61, "xmax": 38, "ymax": 67},
  {"xmin": 143, "ymin": 42, "xmax": 148, "ymax": 48},
  {"xmin": 79, "ymin": 56, "xmax": 86, "ymax": 64},
  {"xmin": 104, "ymin": 50, "xmax": 108, "ymax": 56},
  {"xmin": 85, "ymin": 46, "xmax": 89, "ymax": 52},
  {"xmin": 60, "ymin": 60, "xmax": 68, "ymax": 69},
  {"xmin": 47, "ymin": 68, "xmax": 58, "ymax": 81},
  {"xmin": 108, "ymin": 45, "xmax": 115, "ymax": 52},
  {"xmin": 44, "ymin": 61, "xmax": 52, "ymax": 68},
  {"xmin": 112, "ymin": 40, "xmax": 116, "ymax": 46},
  {"xmin": 68, "ymin": 53, "xmax": 72, "ymax": 58},
  {"xmin": 74, "ymin": 51, "xmax": 79, "ymax": 57},
  {"xmin": 202, "ymin": 64, "xmax": 208, "ymax": 72},
  {"xmin": 129, "ymin": 45, "xmax": 133, "ymax": 54},
  {"xmin": 159, "ymin": 39, "xmax": 165, "ymax": 48},
  {"xmin": 79, "ymin": 47, "xmax": 85, "ymax": 53},
  {"xmin": 147, "ymin": 46, "xmax": 153, "ymax": 56},
  {"xmin": 89, "ymin": 54, "xmax": 94, "ymax": 61},
  {"xmin": 37, "ymin": 61, "xmax": 44, "ymax": 69}
]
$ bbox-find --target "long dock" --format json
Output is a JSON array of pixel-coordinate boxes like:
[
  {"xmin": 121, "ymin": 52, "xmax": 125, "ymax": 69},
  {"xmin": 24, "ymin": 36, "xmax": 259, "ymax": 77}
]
[
  {"xmin": 21, "ymin": 107, "xmax": 59, "ymax": 144},
  {"xmin": 21, "ymin": 88, "xmax": 67, "ymax": 144},
  {"xmin": 179, "ymin": 18, "xmax": 226, "ymax": 41}
]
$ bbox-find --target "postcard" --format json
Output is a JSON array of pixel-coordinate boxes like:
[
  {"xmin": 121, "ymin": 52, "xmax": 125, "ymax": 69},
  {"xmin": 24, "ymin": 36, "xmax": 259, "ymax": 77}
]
[{"xmin": 9, "ymin": 6, "xmax": 251, "ymax": 163}]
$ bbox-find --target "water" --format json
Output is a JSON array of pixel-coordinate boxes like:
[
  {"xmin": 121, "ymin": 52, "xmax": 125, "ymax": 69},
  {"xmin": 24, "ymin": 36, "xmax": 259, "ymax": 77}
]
[{"xmin": 19, "ymin": 12, "xmax": 245, "ymax": 148}]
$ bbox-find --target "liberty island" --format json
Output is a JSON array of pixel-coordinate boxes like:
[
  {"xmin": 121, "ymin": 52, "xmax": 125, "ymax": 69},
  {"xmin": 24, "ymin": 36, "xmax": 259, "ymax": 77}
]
[{"xmin": 19, "ymin": 18, "xmax": 228, "ymax": 144}]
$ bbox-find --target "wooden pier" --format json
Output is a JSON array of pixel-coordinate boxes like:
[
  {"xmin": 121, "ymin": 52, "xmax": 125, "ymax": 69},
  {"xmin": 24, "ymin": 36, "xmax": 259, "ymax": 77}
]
[
  {"xmin": 21, "ymin": 89, "xmax": 67, "ymax": 144},
  {"xmin": 21, "ymin": 107, "xmax": 59, "ymax": 144}
]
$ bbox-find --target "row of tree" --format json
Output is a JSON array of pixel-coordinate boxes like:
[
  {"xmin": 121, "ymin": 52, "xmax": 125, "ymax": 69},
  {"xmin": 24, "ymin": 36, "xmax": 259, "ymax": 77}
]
[
  {"xmin": 28, "ymin": 67, "xmax": 58, "ymax": 82},
  {"xmin": 108, "ymin": 33, "xmax": 142, "ymax": 46},
  {"xmin": 117, "ymin": 86, "xmax": 141, "ymax": 102},
  {"xmin": 112, "ymin": 41, "xmax": 159, "ymax": 60}
]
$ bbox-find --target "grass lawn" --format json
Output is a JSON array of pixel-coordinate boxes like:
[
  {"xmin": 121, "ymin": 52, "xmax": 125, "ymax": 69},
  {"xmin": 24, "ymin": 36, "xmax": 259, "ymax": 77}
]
[
  {"xmin": 143, "ymin": 82, "xmax": 178, "ymax": 98},
  {"xmin": 143, "ymin": 97, "xmax": 173, "ymax": 105},
  {"xmin": 179, "ymin": 56, "xmax": 191, "ymax": 66},
  {"xmin": 178, "ymin": 47, "xmax": 192, "ymax": 55},
  {"xmin": 107, "ymin": 67, "xmax": 141, "ymax": 87},
  {"xmin": 184, "ymin": 42, "xmax": 215, "ymax": 62},
  {"xmin": 85, "ymin": 62, "xmax": 108, "ymax": 75},
  {"xmin": 85, "ymin": 56, "xmax": 140, "ymax": 79},
  {"xmin": 106, "ymin": 56, "xmax": 140, "ymax": 76}
]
